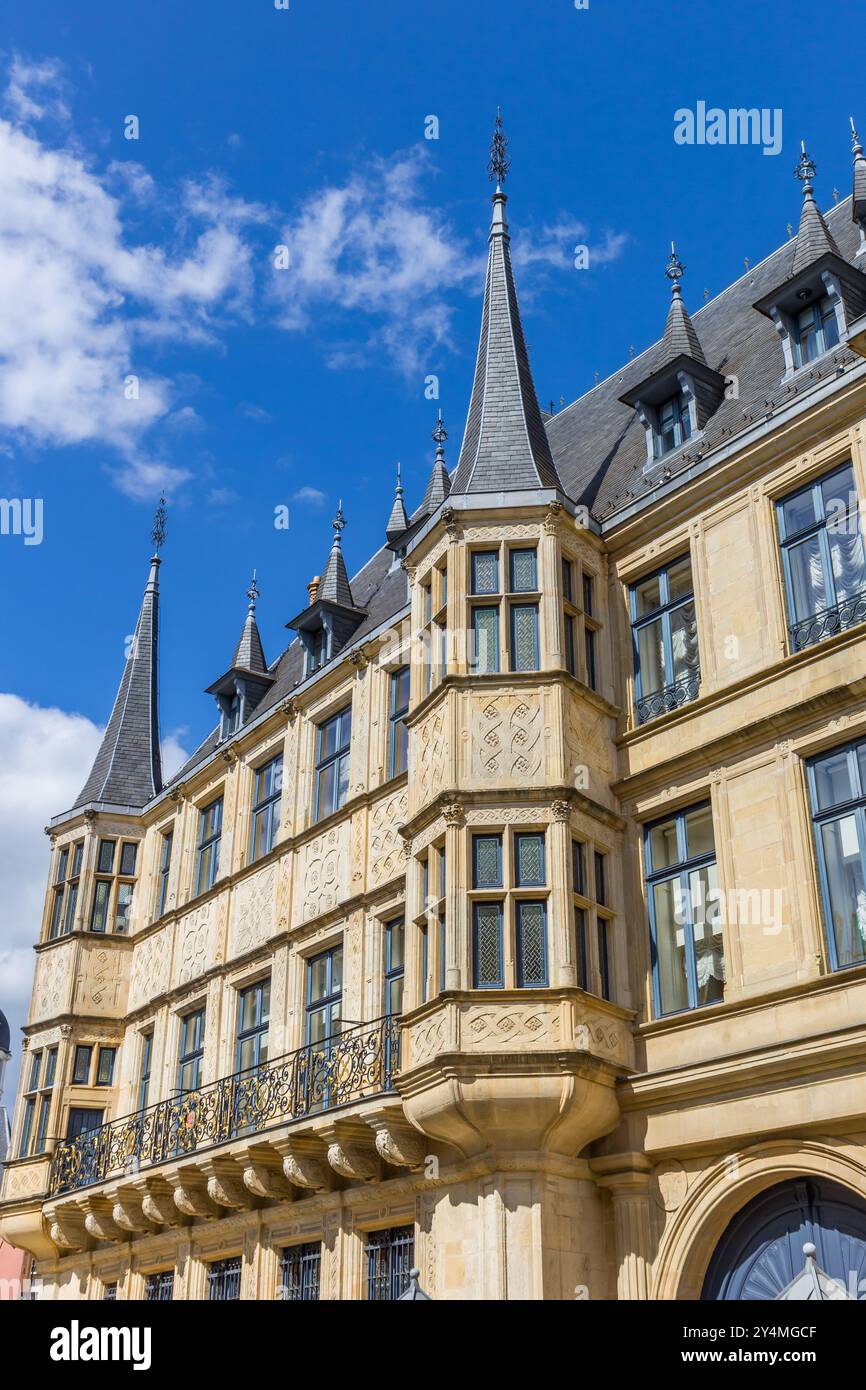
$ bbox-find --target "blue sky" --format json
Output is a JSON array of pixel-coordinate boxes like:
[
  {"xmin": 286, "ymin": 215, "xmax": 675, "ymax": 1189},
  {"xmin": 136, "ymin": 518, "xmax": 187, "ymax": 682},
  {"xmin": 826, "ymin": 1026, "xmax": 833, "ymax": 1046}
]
[{"xmin": 1, "ymin": 0, "xmax": 865, "ymax": 1087}]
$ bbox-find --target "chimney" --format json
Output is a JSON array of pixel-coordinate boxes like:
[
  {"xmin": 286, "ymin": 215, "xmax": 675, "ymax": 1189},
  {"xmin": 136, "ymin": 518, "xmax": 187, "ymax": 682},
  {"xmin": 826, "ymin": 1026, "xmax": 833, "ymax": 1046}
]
[{"xmin": 307, "ymin": 575, "xmax": 321, "ymax": 605}]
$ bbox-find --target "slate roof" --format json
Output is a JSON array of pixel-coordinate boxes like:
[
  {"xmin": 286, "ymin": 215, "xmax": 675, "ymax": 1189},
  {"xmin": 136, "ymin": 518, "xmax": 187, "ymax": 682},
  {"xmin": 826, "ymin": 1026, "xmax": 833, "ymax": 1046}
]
[
  {"xmin": 450, "ymin": 189, "xmax": 564, "ymax": 495},
  {"xmin": 660, "ymin": 283, "xmax": 707, "ymax": 366},
  {"xmin": 74, "ymin": 556, "xmax": 163, "ymax": 808},
  {"xmin": 232, "ymin": 607, "xmax": 268, "ymax": 674},
  {"xmin": 0, "ymin": 1009, "xmax": 10, "ymax": 1056},
  {"xmin": 546, "ymin": 197, "xmax": 863, "ymax": 520},
  {"xmin": 142, "ymin": 188, "xmax": 866, "ymax": 805},
  {"xmin": 791, "ymin": 179, "xmax": 841, "ymax": 275},
  {"xmin": 318, "ymin": 528, "xmax": 355, "ymax": 607}
]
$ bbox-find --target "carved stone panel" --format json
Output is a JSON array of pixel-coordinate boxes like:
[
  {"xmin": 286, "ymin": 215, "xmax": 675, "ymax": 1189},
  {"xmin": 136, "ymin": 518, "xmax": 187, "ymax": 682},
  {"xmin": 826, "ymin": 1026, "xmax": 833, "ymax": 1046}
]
[
  {"xmin": 129, "ymin": 930, "xmax": 171, "ymax": 1012},
  {"xmin": 30, "ymin": 942, "xmax": 74, "ymax": 1023},
  {"xmin": 174, "ymin": 899, "xmax": 217, "ymax": 988},
  {"xmin": 414, "ymin": 705, "xmax": 448, "ymax": 809},
  {"xmin": 73, "ymin": 942, "xmax": 129, "ymax": 1017},
  {"xmin": 368, "ymin": 788, "xmax": 409, "ymax": 889},
  {"xmin": 467, "ymin": 691, "xmax": 544, "ymax": 785},
  {"xmin": 228, "ymin": 863, "xmax": 277, "ymax": 960},
  {"xmin": 297, "ymin": 822, "xmax": 350, "ymax": 924}
]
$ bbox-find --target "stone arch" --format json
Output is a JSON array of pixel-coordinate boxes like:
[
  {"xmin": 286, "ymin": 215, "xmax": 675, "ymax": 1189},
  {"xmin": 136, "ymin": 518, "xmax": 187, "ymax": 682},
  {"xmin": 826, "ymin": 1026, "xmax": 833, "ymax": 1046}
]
[{"xmin": 652, "ymin": 1138, "xmax": 866, "ymax": 1300}]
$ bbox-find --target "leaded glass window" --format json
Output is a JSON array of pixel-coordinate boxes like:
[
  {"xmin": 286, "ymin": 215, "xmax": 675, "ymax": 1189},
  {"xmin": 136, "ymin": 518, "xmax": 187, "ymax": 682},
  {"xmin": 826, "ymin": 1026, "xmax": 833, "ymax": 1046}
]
[
  {"xmin": 509, "ymin": 548, "xmax": 537, "ymax": 593},
  {"xmin": 510, "ymin": 603, "xmax": 539, "ymax": 672},
  {"xmin": 473, "ymin": 835, "xmax": 502, "ymax": 888},
  {"xmin": 471, "ymin": 551, "xmax": 499, "ymax": 595},
  {"xmin": 516, "ymin": 901, "xmax": 547, "ymax": 987},
  {"xmin": 471, "ymin": 605, "xmax": 499, "ymax": 674},
  {"xmin": 515, "ymin": 833, "xmax": 545, "ymax": 887},
  {"xmin": 472, "ymin": 902, "xmax": 504, "ymax": 988},
  {"xmin": 808, "ymin": 737, "xmax": 866, "ymax": 971}
]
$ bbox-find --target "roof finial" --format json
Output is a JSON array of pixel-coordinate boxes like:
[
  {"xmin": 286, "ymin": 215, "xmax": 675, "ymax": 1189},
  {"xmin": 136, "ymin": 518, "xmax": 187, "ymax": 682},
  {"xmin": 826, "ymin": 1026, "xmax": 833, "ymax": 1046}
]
[
  {"xmin": 852, "ymin": 116, "xmax": 863, "ymax": 156},
  {"xmin": 666, "ymin": 241, "xmax": 686, "ymax": 297},
  {"xmin": 433, "ymin": 408, "xmax": 447, "ymax": 462},
  {"xmin": 487, "ymin": 106, "xmax": 510, "ymax": 189},
  {"xmin": 796, "ymin": 141, "xmax": 817, "ymax": 193},
  {"xmin": 150, "ymin": 494, "xmax": 167, "ymax": 556},
  {"xmin": 246, "ymin": 568, "xmax": 260, "ymax": 612},
  {"xmin": 332, "ymin": 500, "xmax": 346, "ymax": 543}
]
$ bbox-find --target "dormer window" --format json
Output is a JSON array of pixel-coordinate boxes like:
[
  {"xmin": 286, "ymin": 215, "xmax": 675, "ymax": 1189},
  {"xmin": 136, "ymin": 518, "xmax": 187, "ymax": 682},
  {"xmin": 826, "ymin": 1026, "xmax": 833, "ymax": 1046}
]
[
  {"xmin": 224, "ymin": 693, "xmax": 241, "ymax": 738},
  {"xmin": 655, "ymin": 393, "xmax": 692, "ymax": 458},
  {"xmin": 793, "ymin": 295, "xmax": 840, "ymax": 367},
  {"xmin": 306, "ymin": 626, "xmax": 329, "ymax": 676}
]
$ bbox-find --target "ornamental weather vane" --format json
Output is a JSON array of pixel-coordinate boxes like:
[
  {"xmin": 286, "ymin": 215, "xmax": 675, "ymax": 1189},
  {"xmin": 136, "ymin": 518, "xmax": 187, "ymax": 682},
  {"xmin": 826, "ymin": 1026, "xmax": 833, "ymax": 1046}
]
[
  {"xmin": 150, "ymin": 494, "xmax": 167, "ymax": 555},
  {"xmin": 246, "ymin": 569, "xmax": 260, "ymax": 610},
  {"xmin": 665, "ymin": 241, "xmax": 686, "ymax": 285},
  {"xmin": 488, "ymin": 107, "xmax": 510, "ymax": 187}
]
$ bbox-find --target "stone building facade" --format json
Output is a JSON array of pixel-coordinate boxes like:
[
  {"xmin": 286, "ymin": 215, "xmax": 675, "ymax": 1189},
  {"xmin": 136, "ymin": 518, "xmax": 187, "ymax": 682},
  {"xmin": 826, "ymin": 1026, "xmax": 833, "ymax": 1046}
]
[{"xmin": 3, "ymin": 126, "xmax": 866, "ymax": 1301}]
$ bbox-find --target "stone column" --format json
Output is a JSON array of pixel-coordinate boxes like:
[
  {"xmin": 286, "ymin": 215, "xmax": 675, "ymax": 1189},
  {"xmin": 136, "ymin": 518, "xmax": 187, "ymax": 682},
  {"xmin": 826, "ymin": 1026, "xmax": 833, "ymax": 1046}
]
[
  {"xmin": 595, "ymin": 1162, "xmax": 653, "ymax": 1300},
  {"xmin": 549, "ymin": 800, "xmax": 575, "ymax": 987},
  {"xmin": 540, "ymin": 501, "xmax": 564, "ymax": 671},
  {"xmin": 443, "ymin": 801, "xmax": 466, "ymax": 990}
]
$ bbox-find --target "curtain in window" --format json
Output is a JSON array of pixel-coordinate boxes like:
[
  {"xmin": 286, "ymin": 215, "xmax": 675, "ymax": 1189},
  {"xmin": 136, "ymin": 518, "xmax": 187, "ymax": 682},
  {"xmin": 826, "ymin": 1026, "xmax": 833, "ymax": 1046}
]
[
  {"xmin": 829, "ymin": 527, "xmax": 866, "ymax": 602},
  {"xmin": 789, "ymin": 537, "xmax": 828, "ymax": 619},
  {"xmin": 670, "ymin": 601, "xmax": 699, "ymax": 681}
]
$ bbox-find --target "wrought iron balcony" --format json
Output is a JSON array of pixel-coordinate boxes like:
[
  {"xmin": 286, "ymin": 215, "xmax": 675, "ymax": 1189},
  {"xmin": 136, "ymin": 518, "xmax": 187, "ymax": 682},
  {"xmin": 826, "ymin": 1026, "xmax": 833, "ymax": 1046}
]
[
  {"xmin": 50, "ymin": 1015, "xmax": 399, "ymax": 1197},
  {"xmin": 636, "ymin": 667, "xmax": 700, "ymax": 725},
  {"xmin": 789, "ymin": 590, "xmax": 866, "ymax": 652}
]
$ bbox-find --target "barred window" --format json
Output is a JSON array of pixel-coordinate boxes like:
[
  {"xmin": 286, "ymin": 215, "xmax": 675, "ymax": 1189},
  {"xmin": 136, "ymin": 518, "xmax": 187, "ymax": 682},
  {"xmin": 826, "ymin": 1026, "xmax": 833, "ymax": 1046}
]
[
  {"xmin": 367, "ymin": 1226, "xmax": 414, "ymax": 1301},
  {"xmin": 145, "ymin": 1271, "xmax": 174, "ymax": 1302},
  {"xmin": 208, "ymin": 1256, "xmax": 242, "ymax": 1302},
  {"xmin": 280, "ymin": 1243, "xmax": 321, "ymax": 1301}
]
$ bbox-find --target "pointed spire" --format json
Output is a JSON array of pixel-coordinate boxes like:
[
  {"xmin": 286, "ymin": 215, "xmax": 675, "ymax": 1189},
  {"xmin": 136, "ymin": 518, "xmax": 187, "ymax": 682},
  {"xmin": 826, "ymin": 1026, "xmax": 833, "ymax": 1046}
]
[
  {"xmin": 74, "ymin": 506, "xmax": 163, "ymax": 809},
  {"xmin": 231, "ymin": 570, "xmax": 268, "ymax": 674},
  {"xmin": 851, "ymin": 117, "xmax": 866, "ymax": 234},
  {"xmin": 659, "ymin": 243, "xmax": 707, "ymax": 366},
  {"xmin": 792, "ymin": 142, "xmax": 841, "ymax": 275},
  {"xmin": 385, "ymin": 462, "xmax": 410, "ymax": 543},
  {"xmin": 421, "ymin": 410, "xmax": 452, "ymax": 513},
  {"xmin": 318, "ymin": 501, "xmax": 355, "ymax": 607},
  {"xmin": 450, "ymin": 112, "xmax": 563, "ymax": 496}
]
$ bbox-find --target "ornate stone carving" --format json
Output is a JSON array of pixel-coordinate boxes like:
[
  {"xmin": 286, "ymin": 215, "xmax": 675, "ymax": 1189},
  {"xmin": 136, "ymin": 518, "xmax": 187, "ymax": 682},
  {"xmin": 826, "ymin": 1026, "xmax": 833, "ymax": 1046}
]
[
  {"xmin": 129, "ymin": 930, "xmax": 171, "ymax": 1012},
  {"xmin": 470, "ymin": 694, "xmax": 543, "ymax": 782},
  {"xmin": 543, "ymin": 499, "xmax": 563, "ymax": 535},
  {"xmin": 137, "ymin": 1182, "xmax": 183, "ymax": 1228},
  {"xmin": 202, "ymin": 1161, "xmax": 250, "ymax": 1210},
  {"xmin": 241, "ymin": 1159, "xmax": 291, "ymax": 1201},
  {"xmin": 326, "ymin": 1140, "xmax": 378, "ymax": 1182},
  {"xmin": 83, "ymin": 1203, "xmax": 125, "ymax": 1244},
  {"xmin": 169, "ymin": 1174, "xmax": 220, "ymax": 1218},
  {"xmin": 49, "ymin": 1211, "xmax": 87, "ymax": 1251},
  {"xmin": 229, "ymin": 863, "xmax": 277, "ymax": 959},
  {"xmin": 369, "ymin": 789, "xmax": 409, "ymax": 886},
  {"xmin": 279, "ymin": 1143, "xmax": 328, "ymax": 1191},
  {"xmin": 176, "ymin": 901, "xmax": 215, "ymax": 986},
  {"xmin": 111, "ymin": 1196, "xmax": 150, "ymax": 1233},
  {"xmin": 300, "ymin": 824, "xmax": 348, "ymax": 922},
  {"xmin": 463, "ymin": 1005, "xmax": 559, "ymax": 1050},
  {"xmin": 442, "ymin": 797, "xmax": 464, "ymax": 827},
  {"xmin": 551, "ymin": 798, "xmax": 572, "ymax": 821},
  {"xmin": 368, "ymin": 1121, "xmax": 427, "ymax": 1170},
  {"xmin": 440, "ymin": 506, "xmax": 461, "ymax": 541}
]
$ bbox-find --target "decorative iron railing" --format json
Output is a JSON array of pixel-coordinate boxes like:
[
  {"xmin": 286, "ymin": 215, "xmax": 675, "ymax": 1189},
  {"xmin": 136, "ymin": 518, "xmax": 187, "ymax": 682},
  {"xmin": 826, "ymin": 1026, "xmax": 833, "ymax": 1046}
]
[
  {"xmin": 636, "ymin": 667, "xmax": 701, "ymax": 725},
  {"xmin": 50, "ymin": 1015, "xmax": 399, "ymax": 1196},
  {"xmin": 789, "ymin": 590, "xmax": 866, "ymax": 652}
]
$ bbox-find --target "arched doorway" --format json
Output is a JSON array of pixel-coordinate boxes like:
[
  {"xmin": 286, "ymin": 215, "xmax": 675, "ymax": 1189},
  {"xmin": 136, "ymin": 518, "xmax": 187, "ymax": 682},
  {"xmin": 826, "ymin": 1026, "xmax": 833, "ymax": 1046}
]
[{"xmin": 702, "ymin": 1178, "xmax": 866, "ymax": 1300}]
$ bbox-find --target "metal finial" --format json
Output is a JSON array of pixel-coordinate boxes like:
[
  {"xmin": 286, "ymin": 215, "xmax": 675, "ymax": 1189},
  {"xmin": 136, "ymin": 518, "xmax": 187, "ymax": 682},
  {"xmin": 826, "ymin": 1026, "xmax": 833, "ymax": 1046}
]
[
  {"xmin": 246, "ymin": 569, "xmax": 260, "ymax": 610},
  {"xmin": 852, "ymin": 116, "xmax": 863, "ymax": 155},
  {"xmin": 665, "ymin": 242, "xmax": 685, "ymax": 289},
  {"xmin": 833, "ymin": 186, "xmax": 840, "ymax": 204},
  {"xmin": 487, "ymin": 107, "xmax": 510, "ymax": 188},
  {"xmin": 787, "ymin": 222, "xmax": 794, "ymax": 237},
  {"xmin": 744, "ymin": 257, "xmax": 751, "ymax": 271},
  {"xmin": 150, "ymin": 495, "xmax": 167, "ymax": 555},
  {"xmin": 796, "ymin": 142, "xmax": 816, "ymax": 186},
  {"xmin": 432, "ymin": 409, "xmax": 447, "ymax": 457},
  {"xmin": 332, "ymin": 501, "xmax": 346, "ymax": 541}
]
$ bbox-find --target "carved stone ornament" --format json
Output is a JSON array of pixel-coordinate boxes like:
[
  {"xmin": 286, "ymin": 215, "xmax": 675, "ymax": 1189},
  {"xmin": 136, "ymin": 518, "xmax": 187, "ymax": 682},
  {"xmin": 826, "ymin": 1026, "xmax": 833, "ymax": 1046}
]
[
  {"xmin": 326, "ymin": 1140, "xmax": 378, "ymax": 1183},
  {"xmin": 440, "ymin": 506, "xmax": 461, "ymax": 541},
  {"xmin": 543, "ymin": 499, "xmax": 563, "ymax": 535},
  {"xmin": 551, "ymin": 798, "xmax": 572, "ymax": 822},
  {"xmin": 281, "ymin": 697, "xmax": 299, "ymax": 722},
  {"xmin": 279, "ymin": 1143, "xmax": 328, "ymax": 1191},
  {"xmin": 369, "ymin": 1122, "xmax": 427, "ymax": 1171},
  {"xmin": 442, "ymin": 798, "xmax": 465, "ymax": 828}
]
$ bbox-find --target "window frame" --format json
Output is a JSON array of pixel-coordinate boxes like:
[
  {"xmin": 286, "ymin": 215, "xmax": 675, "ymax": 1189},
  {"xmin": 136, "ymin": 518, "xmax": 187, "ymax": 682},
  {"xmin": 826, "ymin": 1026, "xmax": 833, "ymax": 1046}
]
[
  {"xmin": 643, "ymin": 801, "xmax": 722, "ymax": 1018},
  {"xmin": 807, "ymin": 737, "xmax": 866, "ymax": 974},
  {"xmin": 629, "ymin": 554, "xmax": 700, "ymax": 723},
  {"xmin": 776, "ymin": 462, "xmax": 866, "ymax": 652},
  {"xmin": 249, "ymin": 753, "xmax": 283, "ymax": 863},
  {"xmin": 236, "ymin": 978, "xmax": 270, "ymax": 1073},
  {"xmin": 388, "ymin": 667, "xmax": 410, "ymax": 779},
  {"xmin": 177, "ymin": 1008, "xmax": 205, "ymax": 1095},
  {"xmin": 469, "ymin": 828, "xmax": 550, "ymax": 990},
  {"xmin": 314, "ymin": 706, "xmax": 352, "ymax": 822}
]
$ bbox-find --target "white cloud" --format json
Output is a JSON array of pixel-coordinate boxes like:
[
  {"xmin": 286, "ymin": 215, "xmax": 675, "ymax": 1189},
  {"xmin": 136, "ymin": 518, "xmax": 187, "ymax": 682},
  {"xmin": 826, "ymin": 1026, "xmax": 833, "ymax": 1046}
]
[
  {"xmin": 512, "ymin": 218, "xmax": 630, "ymax": 274},
  {"xmin": 0, "ymin": 695, "xmax": 189, "ymax": 1104},
  {"xmin": 272, "ymin": 149, "xmax": 480, "ymax": 376},
  {"xmin": 292, "ymin": 485, "xmax": 326, "ymax": 506},
  {"xmin": 0, "ymin": 64, "xmax": 267, "ymax": 494},
  {"xmin": 4, "ymin": 55, "xmax": 70, "ymax": 124},
  {"xmin": 0, "ymin": 695, "xmax": 102, "ymax": 1101}
]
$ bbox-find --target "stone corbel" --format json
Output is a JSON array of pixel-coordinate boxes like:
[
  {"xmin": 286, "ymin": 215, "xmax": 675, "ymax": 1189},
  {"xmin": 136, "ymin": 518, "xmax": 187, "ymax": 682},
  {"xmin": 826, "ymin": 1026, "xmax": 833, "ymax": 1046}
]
[
  {"xmin": 201, "ymin": 1158, "xmax": 252, "ymax": 1210},
  {"xmin": 238, "ymin": 1145, "xmax": 293, "ymax": 1201},
  {"xmin": 274, "ymin": 1137, "xmax": 329, "ymax": 1191},
  {"xmin": 441, "ymin": 797, "xmax": 464, "ymax": 828},
  {"xmin": 83, "ymin": 1198, "xmax": 126, "ymax": 1244},
  {"xmin": 365, "ymin": 1115, "xmax": 427, "ymax": 1171},
  {"xmin": 440, "ymin": 506, "xmax": 461, "ymax": 542},
  {"xmin": 551, "ymin": 798, "xmax": 572, "ymax": 822},
  {"xmin": 135, "ymin": 1178, "xmax": 185, "ymax": 1228},
  {"xmin": 47, "ymin": 1207, "xmax": 88, "ymax": 1252},
  {"xmin": 323, "ymin": 1124, "xmax": 379, "ymax": 1183},
  {"xmin": 281, "ymin": 696, "xmax": 299, "ymax": 722},
  {"xmin": 167, "ymin": 1170, "xmax": 221, "ymax": 1218},
  {"xmin": 109, "ymin": 1189, "xmax": 151, "ymax": 1234}
]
